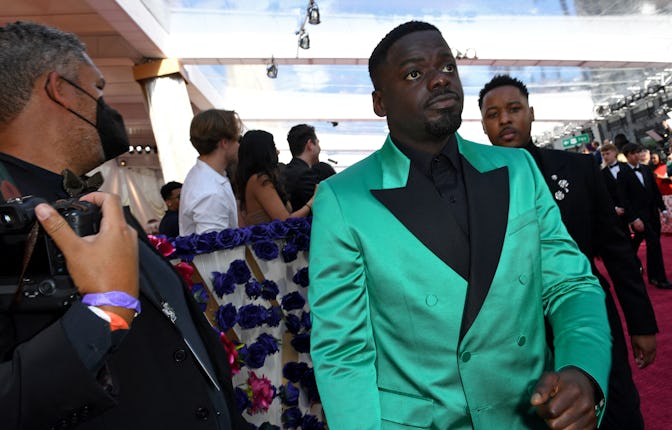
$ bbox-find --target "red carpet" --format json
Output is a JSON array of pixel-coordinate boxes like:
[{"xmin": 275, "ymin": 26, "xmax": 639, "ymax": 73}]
[{"xmin": 598, "ymin": 234, "xmax": 672, "ymax": 429}]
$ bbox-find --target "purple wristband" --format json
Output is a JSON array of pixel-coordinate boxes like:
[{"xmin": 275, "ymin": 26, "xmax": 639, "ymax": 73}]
[{"xmin": 81, "ymin": 292, "xmax": 142, "ymax": 315}]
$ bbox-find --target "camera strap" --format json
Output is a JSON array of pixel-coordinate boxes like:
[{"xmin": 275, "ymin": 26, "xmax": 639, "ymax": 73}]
[{"xmin": 11, "ymin": 222, "xmax": 41, "ymax": 307}]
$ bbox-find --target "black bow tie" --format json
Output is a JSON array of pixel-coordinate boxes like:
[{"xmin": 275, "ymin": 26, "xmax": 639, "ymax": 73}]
[
  {"xmin": 632, "ymin": 166, "xmax": 641, "ymax": 172},
  {"xmin": 608, "ymin": 163, "xmax": 618, "ymax": 168},
  {"xmin": 62, "ymin": 169, "xmax": 104, "ymax": 197}
]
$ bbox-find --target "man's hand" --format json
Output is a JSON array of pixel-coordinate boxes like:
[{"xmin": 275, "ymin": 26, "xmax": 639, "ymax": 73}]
[
  {"xmin": 630, "ymin": 219, "xmax": 645, "ymax": 233},
  {"xmin": 631, "ymin": 334, "xmax": 657, "ymax": 369},
  {"xmin": 35, "ymin": 192, "xmax": 139, "ymax": 323},
  {"xmin": 531, "ymin": 368, "xmax": 597, "ymax": 429},
  {"xmin": 615, "ymin": 206, "xmax": 624, "ymax": 216}
]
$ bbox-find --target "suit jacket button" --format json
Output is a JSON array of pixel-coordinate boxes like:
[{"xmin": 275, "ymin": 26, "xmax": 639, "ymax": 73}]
[
  {"xmin": 461, "ymin": 351, "xmax": 471, "ymax": 362},
  {"xmin": 174, "ymin": 348, "xmax": 187, "ymax": 362},
  {"xmin": 518, "ymin": 274, "xmax": 528, "ymax": 285},
  {"xmin": 425, "ymin": 294, "xmax": 438, "ymax": 306},
  {"xmin": 517, "ymin": 335, "xmax": 526, "ymax": 346},
  {"xmin": 195, "ymin": 407, "xmax": 210, "ymax": 420}
]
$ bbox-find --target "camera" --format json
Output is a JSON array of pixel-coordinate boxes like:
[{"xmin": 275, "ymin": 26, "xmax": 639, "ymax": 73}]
[{"xmin": 0, "ymin": 196, "xmax": 101, "ymax": 311}]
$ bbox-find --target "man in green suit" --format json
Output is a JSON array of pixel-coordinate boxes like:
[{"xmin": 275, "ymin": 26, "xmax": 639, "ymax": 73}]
[{"xmin": 308, "ymin": 21, "xmax": 611, "ymax": 430}]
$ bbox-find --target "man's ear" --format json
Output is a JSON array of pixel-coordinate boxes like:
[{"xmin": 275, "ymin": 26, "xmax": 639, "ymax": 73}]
[
  {"xmin": 530, "ymin": 106, "xmax": 535, "ymax": 122},
  {"xmin": 44, "ymin": 71, "xmax": 71, "ymax": 108},
  {"xmin": 372, "ymin": 90, "xmax": 386, "ymax": 118}
]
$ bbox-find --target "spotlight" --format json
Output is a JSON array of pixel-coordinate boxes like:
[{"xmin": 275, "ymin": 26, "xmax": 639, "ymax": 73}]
[
  {"xmin": 144, "ymin": 145, "xmax": 152, "ymax": 153},
  {"xmin": 266, "ymin": 57, "xmax": 278, "ymax": 79},
  {"xmin": 308, "ymin": 0, "xmax": 320, "ymax": 25},
  {"xmin": 135, "ymin": 145, "xmax": 143, "ymax": 152},
  {"xmin": 298, "ymin": 30, "xmax": 310, "ymax": 49},
  {"xmin": 119, "ymin": 159, "xmax": 127, "ymax": 167},
  {"xmin": 128, "ymin": 145, "xmax": 135, "ymax": 153}
]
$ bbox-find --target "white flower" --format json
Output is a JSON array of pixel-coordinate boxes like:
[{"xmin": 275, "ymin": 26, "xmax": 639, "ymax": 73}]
[{"xmin": 555, "ymin": 190, "xmax": 565, "ymax": 201}]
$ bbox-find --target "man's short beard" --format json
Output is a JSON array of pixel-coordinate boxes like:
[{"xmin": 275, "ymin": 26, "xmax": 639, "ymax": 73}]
[{"xmin": 425, "ymin": 112, "xmax": 462, "ymax": 138}]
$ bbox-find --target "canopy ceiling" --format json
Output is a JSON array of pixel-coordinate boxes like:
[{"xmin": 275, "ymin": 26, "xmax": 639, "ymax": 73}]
[{"xmin": 2, "ymin": 0, "xmax": 671, "ymax": 170}]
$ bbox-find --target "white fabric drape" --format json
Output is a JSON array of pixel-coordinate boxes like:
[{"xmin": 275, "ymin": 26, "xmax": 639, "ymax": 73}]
[
  {"xmin": 91, "ymin": 160, "xmax": 165, "ymax": 230},
  {"xmin": 141, "ymin": 74, "xmax": 198, "ymax": 183}
]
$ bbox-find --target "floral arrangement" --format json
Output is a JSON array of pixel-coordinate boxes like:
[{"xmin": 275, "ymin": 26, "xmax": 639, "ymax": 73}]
[{"xmin": 149, "ymin": 217, "xmax": 322, "ymax": 429}]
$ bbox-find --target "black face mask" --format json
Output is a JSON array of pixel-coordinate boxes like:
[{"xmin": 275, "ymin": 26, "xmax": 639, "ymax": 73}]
[{"xmin": 46, "ymin": 76, "xmax": 130, "ymax": 161}]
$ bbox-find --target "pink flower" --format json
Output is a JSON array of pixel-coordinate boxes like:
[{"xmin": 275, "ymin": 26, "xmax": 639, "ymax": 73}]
[
  {"xmin": 147, "ymin": 234, "xmax": 176, "ymax": 257},
  {"xmin": 173, "ymin": 262, "xmax": 195, "ymax": 288},
  {"xmin": 247, "ymin": 371, "xmax": 276, "ymax": 414},
  {"xmin": 219, "ymin": 332, "xmax": 241, "ymax": 376}
]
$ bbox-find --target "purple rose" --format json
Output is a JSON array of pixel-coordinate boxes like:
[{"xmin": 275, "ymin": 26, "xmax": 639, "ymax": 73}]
[
  {"xmin": 290, "ymin": 332, "xmax": 310, "ymax": 353},
  {"xmin": 192, "ymin": 231, "xmax": 218, "ymax": 254},
  {"xmin": 228, "ymin": 259, "xmax": 251, "ymax": 284},
  {"xmin": 252, "ymin": 240, "xmax": 279, "ymax": 260},
  {"xmin": 301, "ymin": 311, "xmax": 312, "ymax": 330},
  {"xmin": 243, "ymin": 342, "xmax": 268, "ymax": 369},
  {"xmin": 267, "ymin": 219, "xmax": 290, "ymax": 239},
  {"xmin": 302, "ymin": 414, "xmax": 325, "ymax": 430},
  {"xmin": 278, "ymin": 382, "xmax": 300, "ymax": 407},
  {"xmin": 281, "ymin": 240, "xmax": 298, "ymax": 263},
  {"xmin": 245, "ymin": 279, "xmax": 262, "ymax": 299},
  {"xmin": 215, "ymin": 303, "xmax": 238, "ymax": 331},
  {"xmin": 285, "ymin": 217, "xmax": 311, "ymax": 234},
  {"xmin": 256, "ymin": 333, "xmax": 279, "ymax": 355},
  {"xmin": 293, "ymin": 232, "xmax": 310, "ymax": 251},
  {"xmin": 234, "ymin": 387, "xmax": 251, "ymax": 413},
  {"xmin": 249, "ymin": 224, "xmax": 270, "ymax": 242},
  {"xmin": 281, "ymin": 292, "xmax": 306, "ymax": 311},
  {"xmin": 281, "ymin": 407, "xmax": 303, "ymax": 429},
  {"xmin": 238, "ymin": 304, "xmax": 267, "ymax": 329},
  {"xmin": 283, "ymin": 361, "xmax": 308, "ymax": 383},
  {"xmin": 172, "ymin": 234, "xmax": 195, "ymax": 261},
  {"xmin": 284, "ymin": 313, "xmax": 301, "ymax": 335},
  {"xmin": 300, "ymin": 368, "xmax": 320, "ymax": 403},
  {"xmin": 216, "ymin": 228, "xmax": 242, "ymax": 249},
  {"xmin": 266, "ymin": 305, "xmax": 282, "ymax": 327},
  {"xmin": 212, "ymin": 271, "xmax": 236, "ymax": 297},
  {"xmin": 260, "ymin": 279, "xmax": 279, "ymax": 300},
  {"xmin": 292, "ymin": 267, "xmax": 309, "ymax": 287}
]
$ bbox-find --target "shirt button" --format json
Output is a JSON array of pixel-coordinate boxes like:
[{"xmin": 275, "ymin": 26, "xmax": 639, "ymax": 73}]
[
  {"xmin": 425, "ymin": 295, "xmax": 438, "ymax": 306},
  {"xmin": 461, "ymin": 351, "xmax": 471, "ymax": 362},
  {"xmin": 173, "ymin": 348, "xmax": 187, "ymax": 362},
  {"xmin": 518, "ymin": 274, "xmax": 528, "ymax": 285},
  {"xmin": 517, "ymin": 335, "xmax": 526, "ymax": 346},
  {"xmin": 195, "ymin": 407, "xmax": 210, "ymax": 421}
]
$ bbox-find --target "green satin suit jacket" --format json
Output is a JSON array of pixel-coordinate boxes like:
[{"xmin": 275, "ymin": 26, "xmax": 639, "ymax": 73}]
[{"xmin": 308, "ymin": 134, "xmax": 611, "ymax": 429}]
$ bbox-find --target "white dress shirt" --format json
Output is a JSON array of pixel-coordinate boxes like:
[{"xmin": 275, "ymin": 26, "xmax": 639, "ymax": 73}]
[{"xmin": 179, "ymin": 159, "xmax": 238, "ymax": 235}]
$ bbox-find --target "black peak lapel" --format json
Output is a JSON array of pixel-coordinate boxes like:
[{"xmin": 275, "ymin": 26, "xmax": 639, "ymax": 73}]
[
  {"xmin": 371, "ymin": 165, "xmax": 470, "ymax": 279},
  {"xmin": 459, "ymin": 160, "xmax": 509, "ymax": 340}
]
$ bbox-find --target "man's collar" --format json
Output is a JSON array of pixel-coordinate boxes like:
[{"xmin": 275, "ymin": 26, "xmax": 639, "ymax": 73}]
[{"xmin": 392, "ymin": 135, "xmax": 458, "ymax": 174}]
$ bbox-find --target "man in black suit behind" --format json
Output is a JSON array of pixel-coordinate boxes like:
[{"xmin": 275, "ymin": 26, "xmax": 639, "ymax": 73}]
[
  {"xmin": 282, "ymin": 124, "xmax": 320, "ymax": 210},
  {"xmin": 618, "ymin": 143, "xmax": 672, "ymax": 289},
  {"xmin": 479, "ymin": 74, "xmax": 658, "ymax": 430},
  {"xmin": 601, "ymin": 143, "xmax": 632, "ymax": 237}
]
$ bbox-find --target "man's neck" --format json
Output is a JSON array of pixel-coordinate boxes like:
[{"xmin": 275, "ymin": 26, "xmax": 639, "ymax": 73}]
[
  {"xmin": 296, "ymin": 153, "xmax": 314, "ymax": 167},
  {"xmin": 198, "ymin": 152, "xmax": 227, "ymax": 175}
]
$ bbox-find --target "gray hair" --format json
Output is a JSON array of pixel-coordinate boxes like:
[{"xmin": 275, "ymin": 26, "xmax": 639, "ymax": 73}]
[{"xmin": 0, "ymin": 21, "xmax": 88, "ymax": 126}]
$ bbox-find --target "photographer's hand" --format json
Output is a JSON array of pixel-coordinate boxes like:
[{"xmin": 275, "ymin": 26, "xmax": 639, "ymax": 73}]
[{"xmin": 35, "ymin": 192, "xmax": 139, "ymax": 324}]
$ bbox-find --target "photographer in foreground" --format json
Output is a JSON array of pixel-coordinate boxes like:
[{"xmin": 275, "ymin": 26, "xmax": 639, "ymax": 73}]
[{"xmin": 0, "ymin": 22, "xmax": 248, "ymax": 429}]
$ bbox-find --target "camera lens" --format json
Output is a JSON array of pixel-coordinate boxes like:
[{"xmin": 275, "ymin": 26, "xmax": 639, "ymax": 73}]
[{"xmin": 1, "ymin": 213, "xmax": 14, "ymax": 225}]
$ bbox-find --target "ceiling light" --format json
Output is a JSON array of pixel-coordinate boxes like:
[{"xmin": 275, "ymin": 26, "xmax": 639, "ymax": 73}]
[
  {"xmin": 266, "ymin": 57, "xmax": 278, "ymax": 79},
  {"xmin": 308, "ymin": 0, "xmax": 321, "ymax": 25},
  {"xmin": 298, "ymin": 30, "xmax": 310, "ymax": 49},
  {"xmin": 464, "ymin": 48, "xmax": 478, "ymax": 60}
]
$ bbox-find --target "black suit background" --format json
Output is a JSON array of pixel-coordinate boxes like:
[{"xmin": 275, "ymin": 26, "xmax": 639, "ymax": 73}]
[
  {"xmin": 282, "ymin": 157, "xmax": 317, "ymax": 210},
  {"xmin": 525, "ymin": 143, "xmax": 658, "ymax": 430},
  {"xmin": 617, "ymin": 163, "xmax": 668, "ymax": 283},
  {"xmin": 602, "ymin": 162, "xmax": 631, "ymax": 236}
]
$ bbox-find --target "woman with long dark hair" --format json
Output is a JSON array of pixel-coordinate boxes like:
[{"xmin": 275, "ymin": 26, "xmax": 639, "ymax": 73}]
[{"xmin": 236, "ymin": 130, "xmax": 314, "ymax": 225}]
